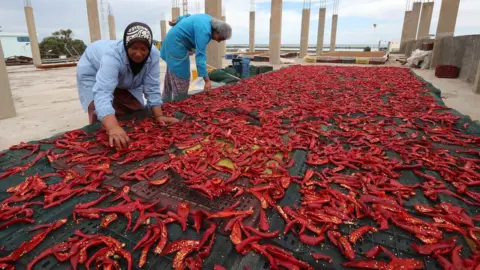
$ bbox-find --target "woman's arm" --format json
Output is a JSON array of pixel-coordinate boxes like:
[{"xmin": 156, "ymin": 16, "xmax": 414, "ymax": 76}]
[
  {"xmin": 143, "ymin": 51, "xmax": 179, "ymax": 124},
  {"xmin": 92, "ymin": 54, "xmax": 130, "ymax": 149},
  {"xmin": 193, "ymin": 25, "xmax": 211, "ymax": 91}
]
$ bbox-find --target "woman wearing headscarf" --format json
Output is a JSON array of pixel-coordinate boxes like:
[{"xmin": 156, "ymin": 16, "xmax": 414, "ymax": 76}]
[
  {"xmin": 77, "ymin": 22, "xmax": 178, "ymax": 149},
  {"xmin": 161, "ymin": 14, "xmax": 232, "ymax": 101}
]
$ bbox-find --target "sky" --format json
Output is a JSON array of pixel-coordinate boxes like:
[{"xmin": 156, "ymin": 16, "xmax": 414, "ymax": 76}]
[{"xmin": 0, "ymin": 0, "xmax": 479, "ymax": 46}]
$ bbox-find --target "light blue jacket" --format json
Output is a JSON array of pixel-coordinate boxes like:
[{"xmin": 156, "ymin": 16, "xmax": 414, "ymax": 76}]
[
  {"xmin": 77, "ymin": 40, "xmax": 162, "ymax": 120},
  {"xmin": 160, "ymin": 14, "xmax": 212, "ymax": 80}
]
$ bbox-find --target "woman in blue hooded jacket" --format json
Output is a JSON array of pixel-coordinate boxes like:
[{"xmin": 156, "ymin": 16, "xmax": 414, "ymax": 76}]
[{"xmin": 160, "ymin": 14, "xmax": 232, "ymax": 101}]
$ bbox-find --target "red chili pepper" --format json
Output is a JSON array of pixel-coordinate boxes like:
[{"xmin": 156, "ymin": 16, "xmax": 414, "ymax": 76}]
[
  {"xmin": 299, "ymin": 234, "xmax": 324, "ymax": 246},
  {"xmin": 110, "ymin": 185, "xmax": 132, "ymax": 203},
  {"xmin": 311, "ymin": 253, "xmax": 332, "ymax": 263},
  {"xmin": 365, "ymin": 245, "xmax": 381, "ymax": 258},
  {"xmin": 193, "ymin": 210, "xmax": 206, "ymax": 233},
  {"xmin": 27, "ymin": 241, "xmax": 73, "ymax": 270},
  {"xmin": 214, "ymin": 265, "xmax": 226, "ymax": 270},
  {"xmin": 411, "ymin": 237, "xmax": 457, "ymax": 255},
  {"xmin": 235, "ymin": 235, "xmax": 263, "ymax": 253},
  {"xmin": 100, "ymin": 213, "xmax": 118, "ymax": 228},
  {"xmin": 160, "ymin": 240, "xmax": 199, "ymax": 256},
  {"xmin": 338, "ymin": 236, "xmax": 355, "ymax": 261},
  {"xmin": 207, "ymin": 208, "xmax": 254, "ymax": 219},
  {"xmin": 0, "ymin": 219, "xmax": 66, "ymax": 263},
  {"xmin": 150, "ymin": 176, "xmax": 169, "ymax": 185},
  {"xmin": 177, "ymin": 202, "xmax": 190, "ymax": 232},
  {"xmin": 259, "ymin": 209, "xmax": 270, "ymax": 231},
  {"xmin": 343, "ymin": 260, "xmax": 388, "ymax": 269},
  {"xmin": 9, "ymin": 142, "xmax": 40, "ymax": 160},
  {"xmin": 154, "ymin": 221, "xmax": 168, "ymax": 254},
  {"xmin": 450, "ymin": 245, "xmax": 464, "ymax": 270},
  {"xmin": 198, "ymin": 223, "xmax": 216, "ymax": 249},
  {"xmin": 244, "ymin": 226, "xmax": 279, "ymax": 238},
  {"xmin": 139, "ymin": 226, "xmax": 161, "ymax": 268},
  {"xmin": 75, "ymin": 192, "xmax": 111, "ymax": 209},
  {"xmin": 349, "ymin": 226, "xmax": 378, "ymax": 244},
  {"xmin": 264, "ymin": 244, "xmax": 313, "ymax": 270},
  {"xmin": 230, "ymin": 222, "xmax": 243, "ymax": 246},
  {"xmin": 0, "ymin": 218, "xmax": 35, "ymax": 230}
]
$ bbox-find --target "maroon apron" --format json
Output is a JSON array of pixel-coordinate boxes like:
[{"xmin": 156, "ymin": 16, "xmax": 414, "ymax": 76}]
[{"xmin": 87, "ymin": 88, "xmax": 143, "ymax": 124}]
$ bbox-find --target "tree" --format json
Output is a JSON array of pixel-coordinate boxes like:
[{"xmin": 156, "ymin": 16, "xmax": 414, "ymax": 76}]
[{"xmin": 39, "ymin": 29, "xmax": 86, "ymax": 58}]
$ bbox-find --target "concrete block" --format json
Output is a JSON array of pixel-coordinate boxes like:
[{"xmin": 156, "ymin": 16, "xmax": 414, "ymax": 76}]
[{"xmin": 0, "ymin": 41, "xmax": 16, "ymax": 119}]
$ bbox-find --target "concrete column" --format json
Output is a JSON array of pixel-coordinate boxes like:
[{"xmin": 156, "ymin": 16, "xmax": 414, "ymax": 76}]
[
  {"xmin": 269, "ymin": 0, "xmax": 282, "ymax": 65},
  {"xmin": 329, "ymin": 14, "xmax": 338, "ymax": 52},
  {"xmin": 435, "ymin": 0, "xmax": 460, "ymax": 38},
  {"xmin": 0, "ymin": 41, "xmax": 16, "ymax": 119},
  {"xmin": 24, "ymin": 6, "xmax": 41, "ymax": 67},
  {"xmin": 172, "ymin": 7, "xmax": 181, "ymax": 20},
  {"xmin": 299, "ymin": 9, "xmax": 310, "ymax": 58},
  {"xmin": 399, "ymin": 11, "xmax": 412, "ymax": 53},
  {"xmin": 205, "ymin": 0, "xmax": 222, "ymax": 68},
  {"xmin": 160, "ymin": 20, "xmax": 167, "ymax": 41},
  {"xmin": 417, "ymin": 2, "xmax": 434, "ymax": 39},
  {"xmin": 316, "ymin": 8, "xmax": 326, "ymax": 56},
  {"xmin": 221, "ymin": 15, "xmax": 226, "ymax": 56},
  {"xmin": 431, "ymin": 0, "xmax": 460, "ymax": 69},
  {"xmin": 406, "ymin": 2, "xmax": 421, "ymax": 42},
  {"xmin": 249, "ymin": 11, "xmax": 255, "ymax": 52},
  {"xmin": 86, "ymin": 0, "xmax": 101, "ymax": 42},
  {"xmin": 474, "ymin": 61, "xmax": 480, "ymax": 94},
  {"xmin": 108, "ymin": 15, "xmax": 116, "ymax": 40}
]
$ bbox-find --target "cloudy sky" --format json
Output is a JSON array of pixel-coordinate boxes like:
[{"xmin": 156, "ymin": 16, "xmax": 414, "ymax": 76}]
[{"xmin": 0, "ymin": 0, "xmax": 479, "ymax": 46}]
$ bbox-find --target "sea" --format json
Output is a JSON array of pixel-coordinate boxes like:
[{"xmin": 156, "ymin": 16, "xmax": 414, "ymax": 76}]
[{"xmin": 227, "ymin": 44, "xmax": 386, "ymax": 52}]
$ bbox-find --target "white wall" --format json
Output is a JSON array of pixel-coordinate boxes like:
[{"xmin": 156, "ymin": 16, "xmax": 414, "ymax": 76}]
[
  {"xmin": 0, "ymin": 35, "xmax": 33, "ymax": 58},
  {"xmin": 388, "ymin": 41, "xmax": 401, "ymax": 53}
]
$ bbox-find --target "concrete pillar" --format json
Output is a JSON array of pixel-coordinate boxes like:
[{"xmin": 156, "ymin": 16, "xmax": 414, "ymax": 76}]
[
  {"xmin": 172, "ymin": 7, "xmax": 181, "ymax": 20},
  {"xmin": 435, "ymin": 0, "xmax": 460, "ymax": 39},
  {"xmin": 474, "ymin": 61, "xmax": 480, "ymax": 94},
  {"xmin": 221, "ymin": 15, "xmax": 226, "ymax": 56},
  {"xmin": 431, "ymin": 0, "xmax": 460, "ymax": 69},
  {"xmin": 269, "ymin": 0, "xmax": 282, "ymax": 65},
  {"xmin": 205, "ymin": 0, "xmax": 222, "ymax": 68},
  {"xmin": 0, "ymin": 41, "xmax": 16, "ymax": 119},
  {"xmin": 24, "ymin": 6, "xmax": 41, "ymax": 67},
  {"xmin": 399, "ymin": 11, "xmax": 412, "ymax": 54},
  {"xmin": 108, "ymin": 15, "xmax": 116, "ymax": 40},
  {"xmin": 86, "ymin": 0, "xmax": 102, "ymax": 42},
  {"xmin": 329, "ymin": 14, "xmax": 338, "ymax": 52},
  {"xmin": 299, "ymin": 8, "xmax": 310, "ymax": 58},
  {"xmin": 417, "ymin": 2, "xmax": 434, "ymax": 39},
  {"xmin": 406, "ymin": 2, "xmax": 421, "ymax": 42},
  {"xmin": 249, "ymin": 11, "xmax": 255, "ymax": 52},
  {"xmin": 316, "ymin": 8, "xmax": 326, "ymax": 56},
  {"xmin": 160, "ymin": 20, "xmax": 167, "ymax": 41}
]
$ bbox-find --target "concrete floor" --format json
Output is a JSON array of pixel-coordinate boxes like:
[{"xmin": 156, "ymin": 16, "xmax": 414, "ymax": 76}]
[{"xmin": 1, "ymin": 57, "xmax": 480, "ymax": 151}]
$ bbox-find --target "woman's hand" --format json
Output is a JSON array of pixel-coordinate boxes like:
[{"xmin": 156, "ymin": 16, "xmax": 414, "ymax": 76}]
[
  {"xmin": 107, "ymin": 126, "xmax": 130, "ymax": 149},
  {"xmin": 152, "ymin": 106, "xmax": 179, "ymax": 124},
  {"xmin": 156, "ymin": 116, "xmax": 180, "ymax": 124},
  {"xmin": 204, "ymin": 77, "xmax": 212, "ymax": 92},
  {"xmin": 102, "ymin": 115, "xmax": 130, "ymax": 150}
]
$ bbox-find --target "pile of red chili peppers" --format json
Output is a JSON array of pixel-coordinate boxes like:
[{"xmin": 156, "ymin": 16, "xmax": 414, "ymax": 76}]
[{"xmin": 1, "ymin": 66, "xmax": 480, "ymax": 269}]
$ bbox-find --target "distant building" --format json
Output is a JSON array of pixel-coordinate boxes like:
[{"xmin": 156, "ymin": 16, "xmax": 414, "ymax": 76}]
[
  {"xmin": 0, "ymin": 32, "xmax": 33, "ymax": 58},
  {"xmin": 388, "ymin": 41, "xmax": 400, "ymax": 53}
]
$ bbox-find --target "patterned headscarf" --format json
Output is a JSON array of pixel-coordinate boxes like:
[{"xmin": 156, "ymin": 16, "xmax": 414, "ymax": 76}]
[{"xmin": 123, "ymin": 22, "xmax": 153, "ymax": 76}]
